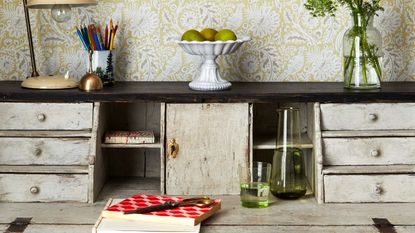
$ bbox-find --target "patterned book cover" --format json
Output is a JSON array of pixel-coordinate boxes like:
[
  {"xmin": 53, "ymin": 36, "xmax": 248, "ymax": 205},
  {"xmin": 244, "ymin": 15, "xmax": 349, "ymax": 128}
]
[
  {"xmin": 101, "ymin": 194, "xmax": 221, "ymax": 226},
  {"xmin": 105, "ymin": 131, "xmax": 155, "ymax": 144}
]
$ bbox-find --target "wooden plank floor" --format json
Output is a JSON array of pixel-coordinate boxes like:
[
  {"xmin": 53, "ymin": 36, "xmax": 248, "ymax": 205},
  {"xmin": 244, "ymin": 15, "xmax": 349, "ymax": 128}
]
[{"xmin": 1, "ymin": 178, "xmax": 415, "ymax": 232}]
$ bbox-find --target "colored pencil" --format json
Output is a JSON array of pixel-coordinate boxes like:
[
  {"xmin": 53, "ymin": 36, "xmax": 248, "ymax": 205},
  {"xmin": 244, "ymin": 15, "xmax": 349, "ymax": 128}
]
[
  {"xmin": 104, "ymin": 25, "xmax": 108, "ymax": 50},
  {"xmin": 76, "ymin": 27, "xmax": 88, "ymax": 50}
]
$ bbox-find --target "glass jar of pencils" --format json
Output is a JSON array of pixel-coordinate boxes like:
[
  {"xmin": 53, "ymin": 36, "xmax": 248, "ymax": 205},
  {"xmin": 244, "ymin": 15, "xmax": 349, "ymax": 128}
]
[{"xmin": 270, "ymin": 107, "xmax": 307, "ymax": 200}]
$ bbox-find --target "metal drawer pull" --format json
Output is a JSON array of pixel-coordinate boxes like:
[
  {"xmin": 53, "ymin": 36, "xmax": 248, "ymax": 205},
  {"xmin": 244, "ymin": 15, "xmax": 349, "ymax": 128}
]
[
  {"xmin": 368, "ymin": 113, "xmax": 378, "ymax": 121},
  {"xmin": 168, "ymin": 139, "xmax": 179, "ymax": 159},
  {"xmin": 30, "ymin": 186, "xmax": 39, "ymax": 194},
  {"xmin": 370, "ymin": 149, "xmax": 380, "ymax": 157},
  {"xmin": 37, "ymin": 113, "xmax": 46, "ymax": 122},
  {"xmin": 34, "ymin": 148, "xmax": 42, "ymax": 157},
  {"xmin": 374, "ymin": 184, "xmax": 383, "ymax": 195}
]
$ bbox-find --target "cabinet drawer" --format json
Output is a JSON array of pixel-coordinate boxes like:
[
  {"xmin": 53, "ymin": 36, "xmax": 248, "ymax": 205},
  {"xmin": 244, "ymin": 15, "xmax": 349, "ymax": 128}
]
[
  {"xmin": 0, "ymin": 138, "xmax": 90, "ymax": 165},
  {"xmin": 323, "ymin": 137, "xmax": 415, "ymax": 165},
  {"xmin": 0, "ymin": 174, "xmax": 88, "ymax": 202},
  {"xmin": 0, "ymin": 103, "xmax": 93, "ymax": 130},
  {"xmin": 320, "ymin": 103, "xmax": 415, "ymax": 131},
  {"xmin": 324, "ymin": 174, "xmax": 415, "ymax": 203}
]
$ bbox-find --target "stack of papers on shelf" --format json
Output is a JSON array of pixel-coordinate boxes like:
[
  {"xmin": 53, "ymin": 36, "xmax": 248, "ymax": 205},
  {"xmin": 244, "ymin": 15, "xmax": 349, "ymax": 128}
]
[
  {"xmin": 104, "ymin": 131, "xmax": 155, "ymax": 144},
  {"xmin": 93, "ymin": 195, "xmax": 221, "ymax": 233}
]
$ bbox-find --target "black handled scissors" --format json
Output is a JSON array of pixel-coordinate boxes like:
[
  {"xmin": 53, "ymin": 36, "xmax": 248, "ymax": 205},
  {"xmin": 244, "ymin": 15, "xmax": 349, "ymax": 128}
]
[{"xmin": 124, "ymin": 196, "xmax": 214, "ymax": 215}]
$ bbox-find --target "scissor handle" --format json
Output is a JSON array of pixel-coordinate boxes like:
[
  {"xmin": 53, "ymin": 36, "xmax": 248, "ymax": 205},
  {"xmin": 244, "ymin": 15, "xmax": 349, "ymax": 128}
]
[{"xmin": 180, "ymin": 197, "xmax": 213, "ymax": 207}]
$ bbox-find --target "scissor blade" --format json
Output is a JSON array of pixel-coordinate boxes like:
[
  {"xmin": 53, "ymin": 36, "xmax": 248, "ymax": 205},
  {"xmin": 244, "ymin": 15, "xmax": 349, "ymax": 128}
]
[{"xmin": 124, "ymin": 201, "xmax": 179, "ymax": 215}]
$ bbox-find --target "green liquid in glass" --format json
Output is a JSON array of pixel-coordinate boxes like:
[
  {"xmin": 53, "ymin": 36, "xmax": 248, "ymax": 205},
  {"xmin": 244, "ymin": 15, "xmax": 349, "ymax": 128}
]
[{"xmin": 240, "ymin": 182, "xmax": 270, "ymax": 208}]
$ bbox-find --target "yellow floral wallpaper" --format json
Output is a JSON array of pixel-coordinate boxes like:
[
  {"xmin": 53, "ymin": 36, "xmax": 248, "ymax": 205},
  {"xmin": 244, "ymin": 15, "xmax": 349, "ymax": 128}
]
[{"xmin": 0, "ymin": 0, "xmax": 414, "ymax": 82}]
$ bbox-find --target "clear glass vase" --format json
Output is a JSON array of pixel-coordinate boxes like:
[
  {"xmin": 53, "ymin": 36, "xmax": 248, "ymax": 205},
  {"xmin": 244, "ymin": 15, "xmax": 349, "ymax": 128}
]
[
  {"xmin": 270, "ymin": 107, "xmax": 307, "ymax": 200},
  {"xmin": 343, "ymin": 12, "xmax": 382, "ymax": 89}
]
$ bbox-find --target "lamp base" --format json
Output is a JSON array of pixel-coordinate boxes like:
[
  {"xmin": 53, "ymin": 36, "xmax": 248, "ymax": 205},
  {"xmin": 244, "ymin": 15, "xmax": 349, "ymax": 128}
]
[{"xmin": 21, "ymin": 75, "xmax": 78, "ymax": 89}]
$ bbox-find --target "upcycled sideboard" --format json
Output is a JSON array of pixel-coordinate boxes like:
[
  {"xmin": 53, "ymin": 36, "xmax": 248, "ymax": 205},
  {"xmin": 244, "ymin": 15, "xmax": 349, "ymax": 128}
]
[{"xmin": 0, "ymin": 81, "xmax": 414, "ymax": 204}]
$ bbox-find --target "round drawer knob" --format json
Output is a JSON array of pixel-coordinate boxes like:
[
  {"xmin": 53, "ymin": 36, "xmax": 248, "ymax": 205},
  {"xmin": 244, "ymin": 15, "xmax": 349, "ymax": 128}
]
[
  {"xmin": 37, "ymin": 113, "xmax": 46, "ymax": 122},
  {"xmin": 368, "ymin": 113, "xmax": 378, "ymax": 121},
  {"xmin": 34, "ymin": 148, "xmax": 42, "ymax": 157},
  {"xmin": 30, "ymin": 186, "xmax": 40, "ymax": 194},
  {"xmin": 374, "ymin": 184, "xmax": 383, "ymax": 195},
  {"xmin": 370, "ymin": 149, "xmax": 380, "ymax": 157}
]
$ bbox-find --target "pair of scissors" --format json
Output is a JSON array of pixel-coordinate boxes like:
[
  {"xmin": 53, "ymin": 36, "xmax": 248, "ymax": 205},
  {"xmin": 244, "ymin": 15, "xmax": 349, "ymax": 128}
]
[{"xmin": 124, "ymin": 197, "xmax": 214, "ymax": 215}]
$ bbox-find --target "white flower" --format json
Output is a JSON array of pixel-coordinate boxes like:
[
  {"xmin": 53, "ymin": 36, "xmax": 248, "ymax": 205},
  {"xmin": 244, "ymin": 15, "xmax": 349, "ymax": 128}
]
[
  {"xmin": 375, "ymin": 3, "xmax": 400, "ymax": 36},
  {"xmin": 248, "ymin": 6, "xmax": 279, "ymax": 37},
  {"xmin": 125, "ymin": 5, "xmax": 158, "ymax": 37},
  {"xmin": 306, "ymin": 49, "xmax": 340, "ymax": 81}
]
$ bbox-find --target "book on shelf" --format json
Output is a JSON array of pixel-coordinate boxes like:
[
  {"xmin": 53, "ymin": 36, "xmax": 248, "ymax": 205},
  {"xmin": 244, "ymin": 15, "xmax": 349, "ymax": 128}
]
[
  {"xmin": 93, "ymin": 199, "xmax": 201, "ymax": 233},
  {"xmin": 105, "ymin": 131, "xmax": 155, "ymax": 144},
  {"xmin": 101, "ymin": 194, "xmax": 221, "ymax": 226}
]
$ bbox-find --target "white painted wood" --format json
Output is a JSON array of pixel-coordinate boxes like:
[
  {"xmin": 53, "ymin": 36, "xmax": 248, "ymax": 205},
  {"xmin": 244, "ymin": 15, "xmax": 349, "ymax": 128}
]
[
  {"xmin": 2, "ymin": 194, "xmax": 415, "ymax": 229},
  {"xmin": 165, "ymin": 103, "xmax": 250, "ymax": 195},
  {"xmin": 0, "ymin": 130, "xmax": 91, "ymax": 137},
  {"xmin": 322, "ymin": 130, "xmax": 415, "ymax": 137},
  {"xmin": 160, "ymin": 102, "xmax": 166, "ymax": 194},
  {"xmin": 0, "ymin": 165, "xmax": 88, "ymax": 173},
  {"xmin": 0, "ymin": 225, "xmax": 93, "ymax": 233},
  {"xmin": 0, "ymin": 137, "xmax": 90, "ymax": 165},
  {"xmin": 0, "ymin": 103, "xmax": 93, "ymax": 130},
  {"xmin": 323, "ymin": 165, "xmax": 415, "ymax": 174},
  {"xmin": 324, "ymin": 174, "xmax": 415, "ymax": 203},
  {"xmin": 0, "ymin": 174, "xmax": 88, "ymax": 202},
  {"xmin": 323, "ymin": 137, "xmax": 415, "ymax": 165},
  {"xmin": 201, "ymin": 226, "xmax": 415, "ymax": 233},
  {"xmin": 92, "ymin": 102, "xmax": 105, "ymax": 203},
  {"xmin": 320, "ymin": 103, "xmax": 415, "ymax": 131},
  {"xmin": 311, "ymin": 103, "xmax": 324, "ymax": 203},
  {"xmin": 253, "ymin": 133, "xmax": 313, "ymax": 149}
]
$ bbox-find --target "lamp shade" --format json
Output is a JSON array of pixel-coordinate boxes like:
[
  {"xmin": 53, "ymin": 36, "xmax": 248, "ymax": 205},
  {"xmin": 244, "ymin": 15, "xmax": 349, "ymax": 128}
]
[{"xmin": 27, "ymin": 0, "xmax": 97, "ymax": 8}]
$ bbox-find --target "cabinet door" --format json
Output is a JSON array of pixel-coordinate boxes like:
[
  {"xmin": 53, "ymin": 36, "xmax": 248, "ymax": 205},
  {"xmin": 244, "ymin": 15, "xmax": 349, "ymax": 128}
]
[{"xmin": 165, "ymin": 103, "xmax": 250, "ymax": 195}]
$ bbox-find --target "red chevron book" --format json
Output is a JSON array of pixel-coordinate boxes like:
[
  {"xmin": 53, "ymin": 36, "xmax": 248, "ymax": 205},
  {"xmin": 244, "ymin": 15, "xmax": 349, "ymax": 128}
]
[{"xmin": 101, "ymin": 194, "xmax": 221, "ymax": 226}]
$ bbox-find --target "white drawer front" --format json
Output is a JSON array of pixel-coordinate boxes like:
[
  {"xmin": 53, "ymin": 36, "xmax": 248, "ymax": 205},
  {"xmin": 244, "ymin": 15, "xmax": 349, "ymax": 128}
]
[
  {"xmin": 0, "ymin": 103, "xmax": 93, "ymax": 130},
  {"xmin": 320, "ymin": 103, "xmax": 415, "ymax": 131},
  {"xmin": 0, "ymin": 138, "xmax": 90, "ymax": 165},
  {"xmin": 323, "ymin": 137, "xmax": 415, "ymax": 165},
  {"xmin": 324, "ymin": 174, "xmax": 415, "ymax": 203},
  {"xmin": 0, "ymin": 174, "xmax": 88, "ymax": 202}
]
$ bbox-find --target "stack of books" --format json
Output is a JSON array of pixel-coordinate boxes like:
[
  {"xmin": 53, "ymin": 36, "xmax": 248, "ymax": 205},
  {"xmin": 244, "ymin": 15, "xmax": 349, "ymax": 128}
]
[
  {"xmin": 104, "ymin": 131, "xmax": 155, "ymax": 144},
  {"xmin": 93, "ymin": 194, "xmax": 221, "ymax": 233}
]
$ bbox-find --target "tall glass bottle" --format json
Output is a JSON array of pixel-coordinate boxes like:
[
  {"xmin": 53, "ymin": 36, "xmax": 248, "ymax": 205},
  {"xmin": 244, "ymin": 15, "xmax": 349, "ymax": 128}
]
[{"xmin": 270, "ymin": 107, "xmax": 307, "ymax": 199}]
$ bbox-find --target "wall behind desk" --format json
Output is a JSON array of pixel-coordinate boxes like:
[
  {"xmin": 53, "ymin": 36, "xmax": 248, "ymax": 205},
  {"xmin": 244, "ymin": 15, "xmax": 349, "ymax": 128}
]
[{"xmin": 0, "ymin": 0, "xmax": 414, "ymax": 81}]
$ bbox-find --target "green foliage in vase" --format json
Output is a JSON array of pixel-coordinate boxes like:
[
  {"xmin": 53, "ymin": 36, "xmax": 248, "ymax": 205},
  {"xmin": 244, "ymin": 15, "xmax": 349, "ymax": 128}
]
[
  {"xmin": 305, "ymin": 0, "xmax": 383, "ymax": 18},
  {"xmin": 305, "ymin": 0, "xmax": 384, "ymax": 89}
]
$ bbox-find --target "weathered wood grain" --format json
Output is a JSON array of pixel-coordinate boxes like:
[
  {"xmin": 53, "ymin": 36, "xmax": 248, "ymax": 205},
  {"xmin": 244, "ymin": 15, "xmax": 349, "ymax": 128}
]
[
  {"xmin": 0, "ymin": 165, "xmax": 88, "ymax": 173},
  {"xmin": 320, "ymin": 103, "xmax": 415, "ymax": 131},
  {"xmin": 311, "ymin": 103, "xmax": 324, "ymax": 203},
  {"xmin": 323, "ymin": 165, "xmax": 415, "ymax": 174},
  {"xmin": 324, "ymin": 174, "xmax": 415, "ymax": 203},
  {"xmin": 0, "ymin": 130, "xmax": 91, "ymax": 137},
  {"xmin": 0, "ymin": 174, "xmax": 88, "ymax": 202},
  {"xmin": 0, "ymin": 137, "xmax": 90, "ymax": 165},
  {"xmin": 322, "ymin": 130, "xmax": 415, "ymax": 137},
  {"xmin": 323, "ymin": 137, "xmax": 415, "ymax": 165},
  {"xmin": 165, "ymin": 103, "xmax": 250, "ymax": 195},
  {"xmin": 0, "ymin": 103, "xmax": 93, "ymax": 130}
]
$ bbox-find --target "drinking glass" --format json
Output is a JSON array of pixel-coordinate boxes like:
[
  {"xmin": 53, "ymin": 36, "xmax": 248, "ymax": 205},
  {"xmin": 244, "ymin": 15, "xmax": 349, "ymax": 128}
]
[
  {"xmin": 270, "ymin": 107, "xmax": 307, "ymax": 199},
  {"xmin": 239, "ymin": 161, "xmax": 271, "ymax": 208}
]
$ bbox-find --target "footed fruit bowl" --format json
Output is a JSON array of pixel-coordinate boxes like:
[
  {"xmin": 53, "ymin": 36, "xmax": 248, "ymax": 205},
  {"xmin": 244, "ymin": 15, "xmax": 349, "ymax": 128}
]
[{"xmin": 176, "ymin": 36, "xmax": 250, "ymax": 91}]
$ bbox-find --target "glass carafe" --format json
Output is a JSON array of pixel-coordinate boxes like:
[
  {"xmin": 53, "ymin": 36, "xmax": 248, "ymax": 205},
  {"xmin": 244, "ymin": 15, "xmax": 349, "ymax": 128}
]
[{"xmin": 270, "ymin": 107, "xmax": 307, "ymax": 199}]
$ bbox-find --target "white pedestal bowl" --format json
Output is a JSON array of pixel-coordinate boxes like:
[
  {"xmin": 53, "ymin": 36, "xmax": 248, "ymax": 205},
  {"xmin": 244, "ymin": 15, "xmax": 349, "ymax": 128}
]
[{"xmin": 177, "ymin": 36, "xmax": 250, "ymax": 91}]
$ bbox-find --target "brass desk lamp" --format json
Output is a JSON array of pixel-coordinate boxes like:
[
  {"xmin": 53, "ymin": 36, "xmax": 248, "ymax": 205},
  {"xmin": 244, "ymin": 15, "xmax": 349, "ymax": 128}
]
[{"xmin": 21, "ymin": 0, "xmax": 97, "ymax": 89}]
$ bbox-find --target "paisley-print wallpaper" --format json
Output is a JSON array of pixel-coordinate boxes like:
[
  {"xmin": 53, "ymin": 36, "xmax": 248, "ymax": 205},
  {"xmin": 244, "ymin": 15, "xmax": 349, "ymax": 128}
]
[{"xmin": 0, "ymin": 0, "xmax": 413, "ymax": 82}]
